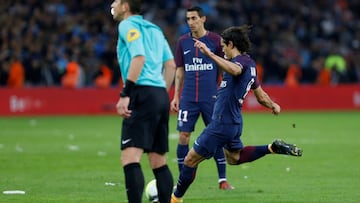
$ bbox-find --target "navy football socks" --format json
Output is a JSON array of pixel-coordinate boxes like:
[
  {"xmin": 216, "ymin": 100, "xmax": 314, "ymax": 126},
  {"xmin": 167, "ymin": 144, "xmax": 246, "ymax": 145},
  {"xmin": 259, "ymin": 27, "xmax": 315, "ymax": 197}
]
[{"xmin": 177, "ymin": 144, "xmax": 189, "ymax": 171}]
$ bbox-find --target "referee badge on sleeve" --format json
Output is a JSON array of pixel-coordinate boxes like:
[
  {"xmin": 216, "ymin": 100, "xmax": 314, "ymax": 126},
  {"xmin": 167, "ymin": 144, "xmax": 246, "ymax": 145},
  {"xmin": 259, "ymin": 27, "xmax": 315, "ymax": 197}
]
[{"xmin": 127, "ymin": 29, "xmax": 140, "ymax": 42}]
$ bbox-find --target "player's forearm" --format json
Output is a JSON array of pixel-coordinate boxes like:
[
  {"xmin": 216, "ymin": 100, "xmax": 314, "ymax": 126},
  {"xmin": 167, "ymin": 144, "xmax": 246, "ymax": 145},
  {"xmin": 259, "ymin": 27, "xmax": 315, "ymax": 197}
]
[
  {"xmin": 253, "ymin": 86, "xmax": 281, "ymax": 114},
  {"xmin": 173, "ymin": 68, "xmax": 184, "ymax": 98},
  {"xmin": 208, "ymin": 52, "xmax": 242, "ymax": 76},
  {"xmin": 163, "ymin": 59, "xmax": 176, "ymax": 91},
  {"xmin": 254, "ymin": 87, "xmax": 275, "ymax": 109},
  {"xmin": 258, "ymin": 93, "xmax": 275, "ymax": 109}
]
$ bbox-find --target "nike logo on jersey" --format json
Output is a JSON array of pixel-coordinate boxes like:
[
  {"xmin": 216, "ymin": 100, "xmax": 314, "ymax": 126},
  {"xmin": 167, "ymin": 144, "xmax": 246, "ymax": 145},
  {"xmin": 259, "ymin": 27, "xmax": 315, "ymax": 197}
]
[
  {"xmin": 184, "ymin": 50, "xmax": 191, "ymax": 55},
  {"xmin": 122, "ymin": 139, "xmax": 132, "ymax": 145}
]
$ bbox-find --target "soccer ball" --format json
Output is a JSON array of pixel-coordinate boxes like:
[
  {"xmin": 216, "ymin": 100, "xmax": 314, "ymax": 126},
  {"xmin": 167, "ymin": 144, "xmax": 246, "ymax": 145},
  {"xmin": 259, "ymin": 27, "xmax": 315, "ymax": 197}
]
[{"xmin": 145, "ymin": 179, "xmax": 158, "ymax": 202}]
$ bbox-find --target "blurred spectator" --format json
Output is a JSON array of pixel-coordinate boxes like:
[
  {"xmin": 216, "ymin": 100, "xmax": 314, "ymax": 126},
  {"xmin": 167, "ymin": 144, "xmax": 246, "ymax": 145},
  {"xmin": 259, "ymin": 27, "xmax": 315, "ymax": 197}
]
[
  {"xmin": 93, "ymin": 63, "xmax": 113, "ymax": 88},
  {"xmin": 324, "ymin": 53, "xmax": 347, "ymax": 84},
  {"xmin": 317, "ymin": 69, "xmax": 332, "ymax": 86},
  {"xmin": 312, "ymin": 56, "xmax": 332, "ymax": 86},
  {"xmin": 285, "ymin": 64, "xmax": 302, "ymax": 87},
  {"xmin": 7, "ymin": 56, "xmax": 25, "ymax": 88},
  {"xmin": 256, "ymin": 62, "xmax": 264, "ymax": 84},
  {"xmin": 61, "ymin": 60, "xmax": 85, "ymax": 88}
]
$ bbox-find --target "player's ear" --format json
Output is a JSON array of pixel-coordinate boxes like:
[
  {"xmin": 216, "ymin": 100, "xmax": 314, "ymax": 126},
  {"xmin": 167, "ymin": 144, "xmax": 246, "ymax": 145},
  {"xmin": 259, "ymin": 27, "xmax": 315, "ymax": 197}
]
[
  {"xmin": 229, "ymin": 41, "xmax": 234, "ymax": 49},
  {"xmin": 122, "ymin": 1, "xmax": 129, "ymax": 11},
  {"xmin": 201, "ymin": 15, "xmax": 206, "ymax": 23}
]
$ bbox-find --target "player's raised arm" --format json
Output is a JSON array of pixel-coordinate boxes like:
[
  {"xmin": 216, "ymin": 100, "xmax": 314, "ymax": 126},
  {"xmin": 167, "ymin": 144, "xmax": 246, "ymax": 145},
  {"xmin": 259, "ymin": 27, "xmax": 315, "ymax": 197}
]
[{"xmin": 193, "ymin": 38, "xmax": 242, "ymax": 76}]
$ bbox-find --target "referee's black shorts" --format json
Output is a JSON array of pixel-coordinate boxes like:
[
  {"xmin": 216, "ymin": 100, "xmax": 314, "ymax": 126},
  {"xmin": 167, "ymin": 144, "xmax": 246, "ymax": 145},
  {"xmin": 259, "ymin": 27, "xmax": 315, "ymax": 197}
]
[{"xmin": 120, "ymin": 85, "xmax": 170, "ymax": 154}]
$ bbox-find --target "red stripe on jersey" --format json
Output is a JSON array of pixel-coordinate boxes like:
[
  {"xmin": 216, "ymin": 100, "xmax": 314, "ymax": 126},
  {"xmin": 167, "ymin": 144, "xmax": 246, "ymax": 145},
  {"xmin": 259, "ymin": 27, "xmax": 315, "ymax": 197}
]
[{"xmin": 195, "ymin": 47, "xmax": 199, "ymax": 102}]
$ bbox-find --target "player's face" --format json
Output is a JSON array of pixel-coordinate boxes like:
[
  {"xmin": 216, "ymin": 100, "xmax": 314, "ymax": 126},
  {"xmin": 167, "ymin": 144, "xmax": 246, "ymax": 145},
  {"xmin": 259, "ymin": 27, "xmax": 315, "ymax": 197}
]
[
  {"xmin": 221, "ymin": 39, "xmax": 231, "ymax": 59},
  {"xmin": 111, "ymin": 0, "xmax": 127, "ymax": 21},
  {"xmin": 186, "ymin": 11, "xmax": 205, "ymax": 33}
]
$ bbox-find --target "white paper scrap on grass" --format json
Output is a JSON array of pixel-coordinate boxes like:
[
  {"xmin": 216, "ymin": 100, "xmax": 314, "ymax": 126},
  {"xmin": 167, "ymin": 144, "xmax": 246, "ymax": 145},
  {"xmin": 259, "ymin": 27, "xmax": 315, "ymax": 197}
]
[
  {"xmin": 3, "ymin": 190, "xmax": 26, "ymax": 195},
  {"xmin": 105, "ymin": 182, "xmax": 117, "ymax": 186}
]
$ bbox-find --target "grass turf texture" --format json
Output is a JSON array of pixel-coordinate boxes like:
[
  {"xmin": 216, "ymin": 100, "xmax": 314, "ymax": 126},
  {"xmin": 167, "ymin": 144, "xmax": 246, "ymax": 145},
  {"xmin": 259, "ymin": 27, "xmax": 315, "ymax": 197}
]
[{"xmin": 1, "ymin": 111, "xmax": 359, "ymax": 203}]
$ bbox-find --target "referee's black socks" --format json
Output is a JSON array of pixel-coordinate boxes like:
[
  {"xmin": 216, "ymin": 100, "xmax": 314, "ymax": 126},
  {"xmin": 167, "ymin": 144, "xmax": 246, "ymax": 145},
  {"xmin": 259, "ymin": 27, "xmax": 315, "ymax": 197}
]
[
  {"xmin": 153, "ymin": 165, "xmax": 174, "ymax": 203},
  {"xmin": 124, "ymin": 163, "xmax": 144, "ymax": 203}
]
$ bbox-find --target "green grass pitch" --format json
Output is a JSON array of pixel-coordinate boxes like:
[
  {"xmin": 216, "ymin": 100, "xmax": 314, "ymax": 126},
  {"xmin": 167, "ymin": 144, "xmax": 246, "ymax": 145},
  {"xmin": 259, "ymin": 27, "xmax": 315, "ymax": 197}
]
[{"xmin": 1, "ymin": 111, "xmax": 360, "ymax": 203}]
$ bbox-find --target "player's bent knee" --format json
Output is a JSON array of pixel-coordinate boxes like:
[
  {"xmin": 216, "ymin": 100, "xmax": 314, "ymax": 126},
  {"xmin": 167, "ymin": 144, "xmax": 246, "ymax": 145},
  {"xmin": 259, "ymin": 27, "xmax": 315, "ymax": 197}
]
[
  {"xmin": 224, "ymin": 150, "xmax": 240, "ymax": 165},
  {"xmin": 226, "ymin": 158, "xmax": 238, "ymax": 165},
  {"xmin": 179, "ymin": 132, "xmax": 191, "ymax": 144},
  {"xmin": 184, "ymin": 149, "xmax": 205, "ymax": 167}
]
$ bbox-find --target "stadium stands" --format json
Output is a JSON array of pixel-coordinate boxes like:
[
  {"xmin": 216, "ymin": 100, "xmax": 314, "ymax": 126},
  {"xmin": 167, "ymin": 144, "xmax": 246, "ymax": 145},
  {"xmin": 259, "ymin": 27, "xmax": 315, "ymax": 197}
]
[{"xmin": 0, "ymin": 0, "xmax": 359, "ymax": 87}]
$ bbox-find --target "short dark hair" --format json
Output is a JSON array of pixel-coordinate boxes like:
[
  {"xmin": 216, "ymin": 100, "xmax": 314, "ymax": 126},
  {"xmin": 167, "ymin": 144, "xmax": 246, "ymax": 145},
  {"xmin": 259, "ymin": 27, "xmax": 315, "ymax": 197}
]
[
  {"xmin": 122, "ymin": 0, "xmax": 142, "ymax": 14},
  {"xmin": 187, "ymin": 6, "xmax": 205, "ymax": 17},
  {"xmin": 221, "ymin": 25, "xmax": 252, "ymax": 53}
]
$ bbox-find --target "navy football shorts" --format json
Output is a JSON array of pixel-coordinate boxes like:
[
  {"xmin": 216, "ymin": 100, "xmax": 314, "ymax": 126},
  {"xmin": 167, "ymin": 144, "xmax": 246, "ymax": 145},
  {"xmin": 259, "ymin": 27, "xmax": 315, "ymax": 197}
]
[
  {"xmin": 193, "ymin": 120, "xmax": 244, "ymax": 159},
  {"xmin": 177, "ymin": 99, "xmax": 214, "ymax": 132}
]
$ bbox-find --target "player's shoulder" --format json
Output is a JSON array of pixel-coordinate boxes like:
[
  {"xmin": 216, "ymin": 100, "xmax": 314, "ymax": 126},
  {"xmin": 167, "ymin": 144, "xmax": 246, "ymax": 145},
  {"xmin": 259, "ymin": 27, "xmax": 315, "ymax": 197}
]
[
  {"xmin": 237, "ymin": 54, "xmax": 255, "ymax": 63},
  {"xmin": 207, "ymin": 31, "xmax": 221, "ymax": 39},
  {"xmin": 235, "ymin": 55, "xmax": 256, "ymax": 71},
  {"xmin": 178, "ymin": 33, "xmax": 192, "ymax": 42},
  {"xmin": 205, "ymin": 31, "xmax": 222, "ymax": 45}
]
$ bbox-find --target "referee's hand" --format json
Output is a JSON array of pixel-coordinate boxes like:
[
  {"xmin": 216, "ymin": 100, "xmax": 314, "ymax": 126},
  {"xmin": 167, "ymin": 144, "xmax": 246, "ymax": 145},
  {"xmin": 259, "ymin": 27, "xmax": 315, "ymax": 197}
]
[{"xmin": 116, "ymin": 97, "xmax": 132, "ymax": 118}]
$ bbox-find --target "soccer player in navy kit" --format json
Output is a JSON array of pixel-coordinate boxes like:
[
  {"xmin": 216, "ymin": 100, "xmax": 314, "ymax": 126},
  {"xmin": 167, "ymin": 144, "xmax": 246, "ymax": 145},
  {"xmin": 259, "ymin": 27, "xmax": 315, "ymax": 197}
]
[
  {"xmin": 111, "ymin": 0, "xmax": 175, "ymax": 202},
  {"xmin": 171, "ymin": 25, "xmax": 303, "ymax": 203},
  {"xmin": 170, "ymin": 6, "xmax": 233, "ymax": 190}
]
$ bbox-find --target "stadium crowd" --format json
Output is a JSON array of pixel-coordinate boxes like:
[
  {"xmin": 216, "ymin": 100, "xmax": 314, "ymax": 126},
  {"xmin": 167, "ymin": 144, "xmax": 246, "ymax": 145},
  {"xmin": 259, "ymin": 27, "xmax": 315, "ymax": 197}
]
[{"xmin": 0, "ymin": 0, "xmax": 359, "ymax": 88}]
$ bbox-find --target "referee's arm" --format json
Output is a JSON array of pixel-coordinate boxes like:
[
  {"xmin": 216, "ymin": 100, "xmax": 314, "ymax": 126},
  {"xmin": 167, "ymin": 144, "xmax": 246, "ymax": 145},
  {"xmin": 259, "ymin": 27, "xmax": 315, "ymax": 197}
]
[
  {"xmin": 163, "ymin": 59, "xmax": 176, "ymax": 91},
  {"xmin": 126, "ymin": 55, "xmax": 145, "ymax": 83}
]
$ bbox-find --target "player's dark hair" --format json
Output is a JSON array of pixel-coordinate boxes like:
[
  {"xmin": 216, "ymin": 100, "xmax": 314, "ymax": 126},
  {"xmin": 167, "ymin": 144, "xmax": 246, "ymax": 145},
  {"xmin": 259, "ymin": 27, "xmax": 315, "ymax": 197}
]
[
  {"xmin": 187, "ymin": 6, "xmax": 205, "ymax": 17},
  {"xmin": 122, "ymin": 0, "xmax": 142, "ymax": 14},
  {"xmin": 221, "ymin": 25, "xmax": 252, "ymax": 53}
]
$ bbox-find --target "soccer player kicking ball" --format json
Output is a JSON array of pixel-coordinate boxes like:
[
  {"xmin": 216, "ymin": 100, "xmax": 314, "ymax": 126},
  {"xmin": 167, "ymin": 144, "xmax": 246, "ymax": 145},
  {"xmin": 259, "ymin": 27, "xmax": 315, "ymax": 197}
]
[
  {"xmin": 171, "ymin": 25, "xmax": 303, "ymax": 203},
  {"xmin": 171, "ymin": 6, "xmax": 233, "ymax": 190}
]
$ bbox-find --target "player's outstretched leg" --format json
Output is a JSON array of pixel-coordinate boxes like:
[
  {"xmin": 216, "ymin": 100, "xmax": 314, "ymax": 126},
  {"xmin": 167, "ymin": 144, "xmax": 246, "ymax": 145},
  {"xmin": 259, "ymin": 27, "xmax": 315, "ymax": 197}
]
[
  {"xmin": 227, "ymin": 140, "xmax": 302, "ymax": 166},
  {"xmin": 270, "ymin": 139, "xmax": 302, "ymax": 156}
]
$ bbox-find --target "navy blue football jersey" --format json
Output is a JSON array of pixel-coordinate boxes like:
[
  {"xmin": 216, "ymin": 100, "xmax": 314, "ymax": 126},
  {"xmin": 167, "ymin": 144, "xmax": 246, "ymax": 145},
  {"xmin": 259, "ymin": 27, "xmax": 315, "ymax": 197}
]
[
  {"xmin": 212, "ymin": 54, "xmax": 260, "ymax": 124},
  {"xmin": 175, "ymin": 31, "xmax": 223, "ymax": 102}
]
